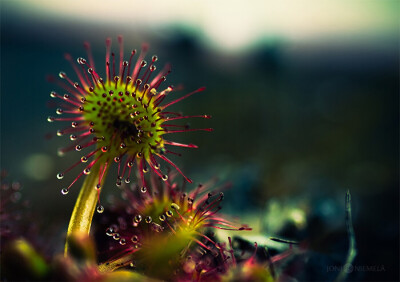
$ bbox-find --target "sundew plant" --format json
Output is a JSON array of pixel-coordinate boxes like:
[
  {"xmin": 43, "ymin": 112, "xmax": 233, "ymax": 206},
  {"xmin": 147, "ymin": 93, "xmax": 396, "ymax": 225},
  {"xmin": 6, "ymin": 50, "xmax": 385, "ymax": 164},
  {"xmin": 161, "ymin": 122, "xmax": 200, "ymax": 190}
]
[
  {"xmin": 4, "ymin": 1, "xmax": 399, "ymax": 280},
  {"xmin": 1, "ymin": 36, "xmax": 339, "ymax": 282},
  {"xmin": 47, "ymin": 36, "xmax": 212, "ymax": 249},
  {"xmin": 0, "ymin": 36, "xmax": 281, "ymax": 281}
]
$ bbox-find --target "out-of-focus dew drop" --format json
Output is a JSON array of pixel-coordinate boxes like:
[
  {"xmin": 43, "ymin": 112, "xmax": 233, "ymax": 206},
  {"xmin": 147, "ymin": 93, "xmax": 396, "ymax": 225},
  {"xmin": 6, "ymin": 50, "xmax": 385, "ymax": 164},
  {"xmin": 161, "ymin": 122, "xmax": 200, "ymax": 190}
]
[
  {"xmin": 23, "ymin": 154, "xmax": 54, "ymax": 181},
  {"xmin": 289, "ymin": 208, "xmax": 306, "ymax": 229}
]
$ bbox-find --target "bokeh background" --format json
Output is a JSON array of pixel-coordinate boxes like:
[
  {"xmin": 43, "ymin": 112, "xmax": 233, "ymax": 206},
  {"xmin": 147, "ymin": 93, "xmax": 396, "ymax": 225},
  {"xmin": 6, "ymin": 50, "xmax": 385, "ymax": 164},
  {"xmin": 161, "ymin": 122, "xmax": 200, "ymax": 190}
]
[{"xmin": 1, "ymin": 0, "xmax": 398, "ymax": 281}]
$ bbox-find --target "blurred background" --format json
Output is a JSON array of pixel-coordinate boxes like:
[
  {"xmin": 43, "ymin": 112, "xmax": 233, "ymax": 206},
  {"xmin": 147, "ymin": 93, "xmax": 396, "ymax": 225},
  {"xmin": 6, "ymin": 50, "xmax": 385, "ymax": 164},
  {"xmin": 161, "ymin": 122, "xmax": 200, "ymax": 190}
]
[{"xmin": 1, "ymin": 0, "xmax": 398, "ymax": 280}]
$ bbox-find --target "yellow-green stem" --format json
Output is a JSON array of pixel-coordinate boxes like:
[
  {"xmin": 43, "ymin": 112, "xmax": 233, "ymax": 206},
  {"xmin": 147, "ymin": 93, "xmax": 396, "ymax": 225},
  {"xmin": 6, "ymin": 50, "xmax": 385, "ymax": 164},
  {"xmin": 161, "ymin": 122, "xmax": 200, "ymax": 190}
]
[
  {"xmin": 98, "ymin": 254, "xmax": 135, "ymax": 273},
  {"xmin": 64, "ymin": 162, "xmax": 109, "ymax": 256}
]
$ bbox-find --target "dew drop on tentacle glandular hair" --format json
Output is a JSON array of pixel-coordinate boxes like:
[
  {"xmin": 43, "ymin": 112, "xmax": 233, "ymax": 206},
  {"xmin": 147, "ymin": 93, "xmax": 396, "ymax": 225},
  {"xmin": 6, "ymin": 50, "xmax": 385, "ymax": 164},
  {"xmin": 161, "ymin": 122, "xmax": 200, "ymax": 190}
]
[{"xmin": 97, "ymin": 205, "xmax": 104, "ymax": 213}]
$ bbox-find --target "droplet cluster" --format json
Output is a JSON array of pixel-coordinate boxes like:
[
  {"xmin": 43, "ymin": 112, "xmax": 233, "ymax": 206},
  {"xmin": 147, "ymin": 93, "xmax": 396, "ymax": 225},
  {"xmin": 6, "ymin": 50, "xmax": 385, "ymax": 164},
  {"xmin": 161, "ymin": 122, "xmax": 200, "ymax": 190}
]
[
  {"xmin": 99, "ymin": 173, "xmax": 251, "ymax": 278},
  {"xmin": 48, "ymin": 36, "xmax": 212, "ymax": 196}
]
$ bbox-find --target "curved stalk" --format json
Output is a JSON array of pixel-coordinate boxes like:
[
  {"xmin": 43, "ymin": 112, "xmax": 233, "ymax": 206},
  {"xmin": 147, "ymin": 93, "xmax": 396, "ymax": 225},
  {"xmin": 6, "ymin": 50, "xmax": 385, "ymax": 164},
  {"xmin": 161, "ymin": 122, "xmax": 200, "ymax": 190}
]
[
  {"xmin": 64, "ymin": 162, "xmax": 109, "ymax": 255},
  {"xmin": 98, "ymin": 254, "xmax": 135, "ymax": 273}
]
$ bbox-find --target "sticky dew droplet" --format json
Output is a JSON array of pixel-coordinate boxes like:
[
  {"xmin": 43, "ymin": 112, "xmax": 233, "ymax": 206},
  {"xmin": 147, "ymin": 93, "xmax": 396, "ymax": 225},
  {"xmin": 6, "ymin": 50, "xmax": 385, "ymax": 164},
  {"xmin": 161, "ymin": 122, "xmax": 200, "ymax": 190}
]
[
  {"xmin": 97, "ymin": 205, "xmax": 104, "ymax": 213},
  {"xmin": 106, "ymin": 227, "xmax": 114, "ymax": 236},
  {"xmin": 171, "ymin": 203, "xmax": 180, "ymax": 210},
  {"xmin": 134, "ymin": 215, "xmax": 142, "ymax": 223},
  {"xmin": 131, "ymin": 235, "xmax": 139, "ymax": 243},
  {"xmin": 151, "ymin": 222, "xmax": 163, "ymax": 232}
]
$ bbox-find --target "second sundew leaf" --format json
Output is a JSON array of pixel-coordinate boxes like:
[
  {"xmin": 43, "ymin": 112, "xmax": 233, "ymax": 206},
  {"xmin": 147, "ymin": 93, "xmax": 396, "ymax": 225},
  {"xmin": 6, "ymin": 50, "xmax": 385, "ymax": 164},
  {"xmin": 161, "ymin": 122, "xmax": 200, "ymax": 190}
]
[{"xmin": 98, "ymin": 173, "xmax": 252, "ymax": 280}]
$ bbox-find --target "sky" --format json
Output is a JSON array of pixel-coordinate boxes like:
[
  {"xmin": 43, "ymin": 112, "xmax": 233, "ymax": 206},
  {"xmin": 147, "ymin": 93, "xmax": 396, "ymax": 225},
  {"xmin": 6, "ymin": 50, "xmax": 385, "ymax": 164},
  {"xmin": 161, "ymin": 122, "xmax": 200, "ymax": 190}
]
[{"xmin": 4, "ymin": 0, "xmax": 398, "ymax": 52}]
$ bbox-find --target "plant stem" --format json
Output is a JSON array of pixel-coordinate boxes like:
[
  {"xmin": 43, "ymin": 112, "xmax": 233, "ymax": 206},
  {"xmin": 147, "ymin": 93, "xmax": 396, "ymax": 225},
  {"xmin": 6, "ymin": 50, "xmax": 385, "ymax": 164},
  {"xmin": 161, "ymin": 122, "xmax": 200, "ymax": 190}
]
[
  {"xmin": 64, "ymin": 162, "xmax": 108, "ymax": 256},
  {"xmin": 98, "ymin": 254, "xmax": 135, "ymax": 273}
]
